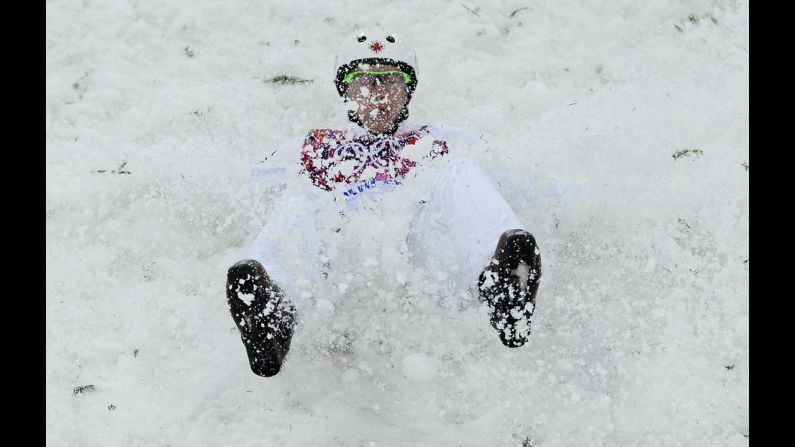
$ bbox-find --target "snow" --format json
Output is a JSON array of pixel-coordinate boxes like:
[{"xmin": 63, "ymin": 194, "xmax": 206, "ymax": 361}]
[
  {"xmin": 236, "ymin": 291, "xmax": 255, "ymax": 306},
  {"xmin": 47, "ymin": 0, "xmax": 748, "ymax": 446},
  {"xmin": 513, "ymin": 260, "xmax": 530, "ymax": 285},
  {"xmin": 402, "ymin": 353, "xmax": 440, "ymax": 381},
  {"xmin": 314, "ymin": 299, "xmax": 335, "ymax": 315}
]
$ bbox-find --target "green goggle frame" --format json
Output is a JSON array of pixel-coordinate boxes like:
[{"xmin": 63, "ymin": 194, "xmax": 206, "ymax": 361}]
[{"xmin": 343, "ymin": 70, "xmax": 413, "ymax": 85}]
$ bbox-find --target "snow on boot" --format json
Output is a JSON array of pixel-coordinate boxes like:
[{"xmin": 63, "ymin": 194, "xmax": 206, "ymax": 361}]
[
  {"xmin": 477, "ymin": 229, "xmax": 541, "ymax": 348},
  {"xmin": 226, "ymin": 259, "xmax": 296, "ymax": 377}
]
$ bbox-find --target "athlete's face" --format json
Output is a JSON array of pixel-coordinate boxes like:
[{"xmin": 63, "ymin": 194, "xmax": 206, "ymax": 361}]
[{"xmin": 344, "ymin": 64, "xmax": 409, "ymax": 134}]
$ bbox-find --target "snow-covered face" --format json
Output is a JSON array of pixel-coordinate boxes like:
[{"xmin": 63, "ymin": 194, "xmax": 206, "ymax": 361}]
[{"xmin": 344, "ymin": 64, "xmax": 409, "ymax": 134}]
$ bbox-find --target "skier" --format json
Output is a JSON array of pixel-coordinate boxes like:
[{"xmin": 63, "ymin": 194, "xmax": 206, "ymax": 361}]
[{"xmin": 225, "ymin": 28, "xmax": 542, "ymax": 377}]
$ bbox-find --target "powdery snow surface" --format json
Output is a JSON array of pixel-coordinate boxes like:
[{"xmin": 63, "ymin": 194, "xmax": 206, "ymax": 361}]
[{"xmin": 46, "ymin": 0, "xmax": 748, "ymax": 446}]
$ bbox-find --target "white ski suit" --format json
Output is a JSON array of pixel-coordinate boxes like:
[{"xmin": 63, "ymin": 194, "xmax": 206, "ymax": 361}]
[{"xmin": 246, "ymin": 123, "xmax": 524, "ymax": 311}]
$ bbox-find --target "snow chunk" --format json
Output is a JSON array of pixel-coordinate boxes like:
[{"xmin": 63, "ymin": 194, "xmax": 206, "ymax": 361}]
[
  {"xmin": 342, "ymin": 368, "xmax": 359, "ymax": 384},
  {"xmin": 395, "ymin": 272, "xmax": 407, "ymax": 285},
  {"xmin": 643, "ymin": 258, "xmax": 657, "ymax": 273},
  {"xmin": 402, "ymin": 353, "xmax": 439, "ymax": 381},
  {"xmin": 236, "ymin": 292, "xmax": 255, "ymax": 306},
  {"xmin": 513, "ymin": 260, "xmax": 530, "ymax": 284},
  {"xmin": 479, "ymin": 271, "xmax": 497, "ymax": 289},
  {"xmin": 315, "ymin": 299, "xmax": 335, "ymax": 315}
]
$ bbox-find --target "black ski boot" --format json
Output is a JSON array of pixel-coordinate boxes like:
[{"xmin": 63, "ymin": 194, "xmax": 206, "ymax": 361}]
[
  {"xmin": 477, "ymin": 229, "xmax": 541, "ymax": 348},
  {"xmin": 226, "ymin": 259, "xmax": 296, "ymax": 377}
]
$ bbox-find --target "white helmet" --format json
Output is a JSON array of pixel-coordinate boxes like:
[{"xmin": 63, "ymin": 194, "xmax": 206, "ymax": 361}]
[{"xmin": 333, "ymin": 27, "xmax": 419, "ymax": 99}]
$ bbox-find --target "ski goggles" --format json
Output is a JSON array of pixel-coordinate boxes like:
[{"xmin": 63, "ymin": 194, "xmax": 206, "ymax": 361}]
[{"xmin": 343, "ymin": 70, "xmax": 413, "ymax": 85}]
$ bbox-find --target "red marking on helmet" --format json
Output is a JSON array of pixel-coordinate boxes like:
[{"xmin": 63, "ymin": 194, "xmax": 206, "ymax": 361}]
[{"xmin": 370, "ymin": 41, "xmax": 384, "ymax": 53}]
